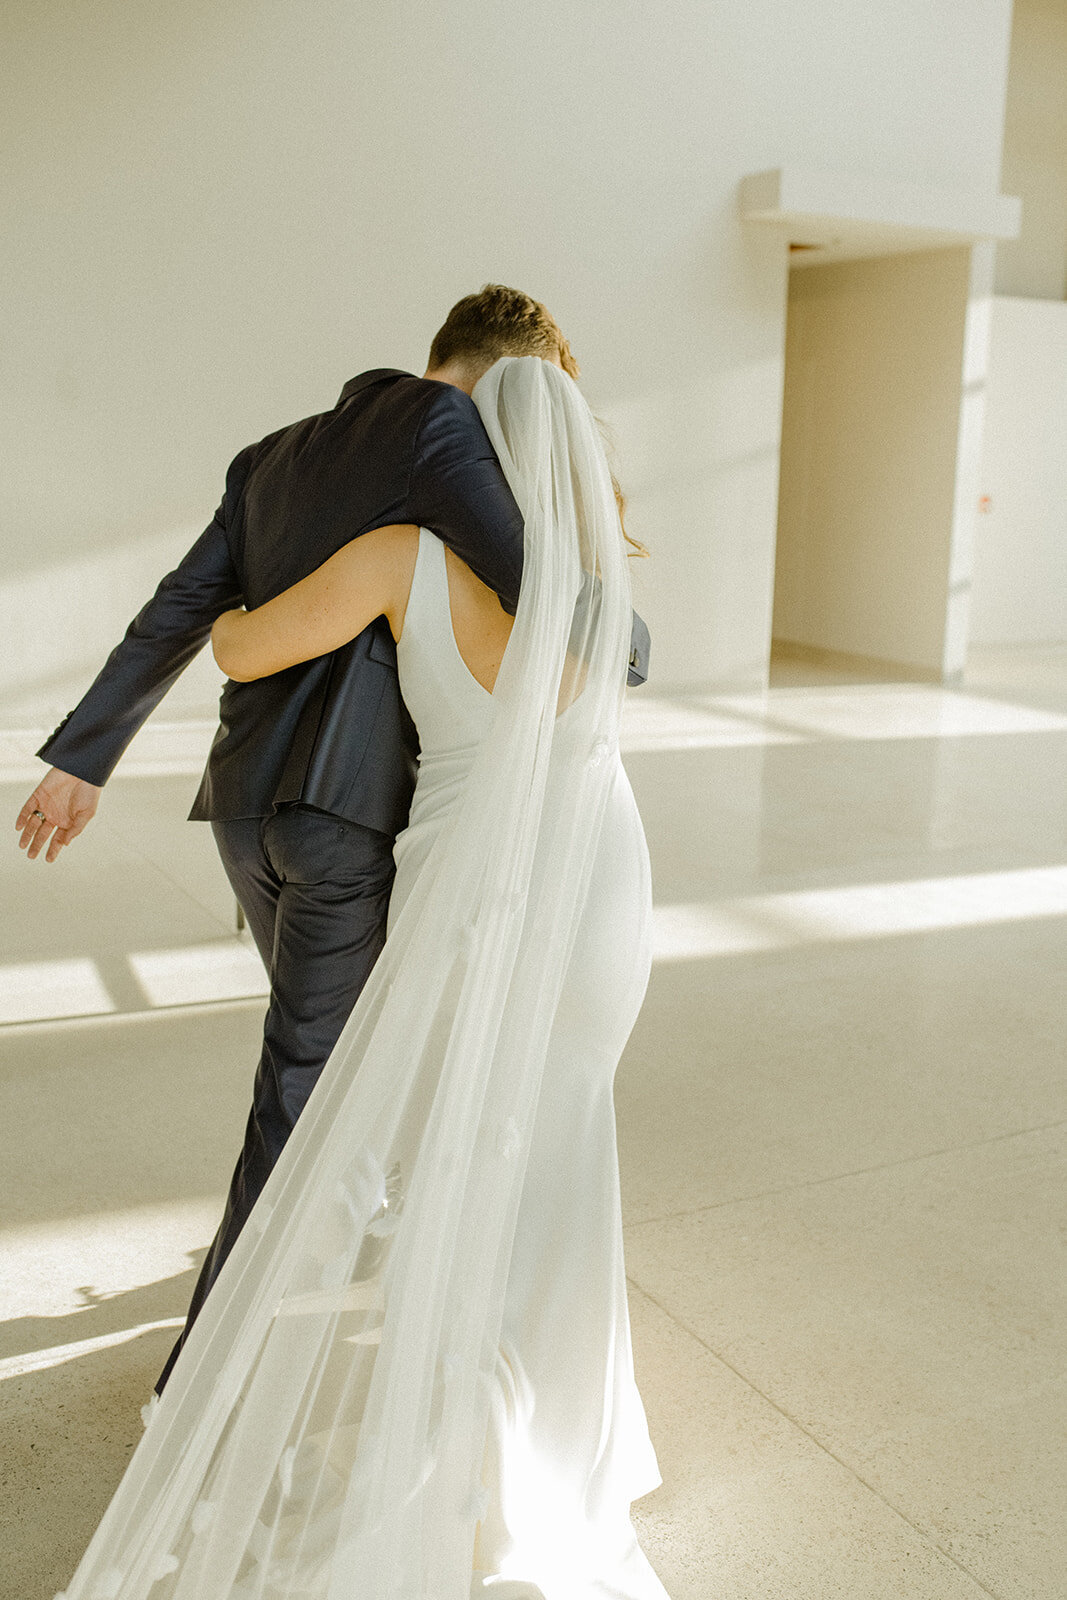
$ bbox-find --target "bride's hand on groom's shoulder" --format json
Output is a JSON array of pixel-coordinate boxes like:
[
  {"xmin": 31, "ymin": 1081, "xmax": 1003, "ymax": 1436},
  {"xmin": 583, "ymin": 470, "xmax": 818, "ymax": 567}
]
[{"xmin": 15, "ymin": 767, "xmax": 101, "ymax": 863}]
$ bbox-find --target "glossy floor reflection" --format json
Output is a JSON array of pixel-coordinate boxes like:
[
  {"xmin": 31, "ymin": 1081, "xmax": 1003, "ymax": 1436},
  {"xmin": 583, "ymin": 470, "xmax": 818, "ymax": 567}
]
[{"xmin": 1, "ymin": 643, "xmax": 1064, "ymax": 1599}]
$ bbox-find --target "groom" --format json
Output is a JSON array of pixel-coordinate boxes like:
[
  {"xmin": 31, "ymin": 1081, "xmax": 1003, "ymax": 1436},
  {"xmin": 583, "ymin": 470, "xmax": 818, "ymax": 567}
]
[{"xmin": 17, "ymin": 284, "xmax": 651, "ymax": 1393}]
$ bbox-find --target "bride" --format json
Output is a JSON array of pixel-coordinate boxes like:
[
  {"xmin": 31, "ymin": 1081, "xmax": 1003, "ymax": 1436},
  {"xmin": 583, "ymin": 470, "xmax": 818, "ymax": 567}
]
[{"xmin": 57, "ymin": 355, "xmax": 671, "ymax": 1600}]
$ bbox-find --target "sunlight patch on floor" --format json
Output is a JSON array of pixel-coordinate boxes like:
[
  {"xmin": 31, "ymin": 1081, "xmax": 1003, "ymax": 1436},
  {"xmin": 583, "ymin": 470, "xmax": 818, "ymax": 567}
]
[
  {"xmin": 621, "ymin": 686, "xmax": 1067, "ymax": 754},
  {"xmin": 0, "ymin": 1200, "xmax": 224, "ymax": 1322},
  {"xmin": 653, "ymin": 864, "xmax": 1067, "ymax": 960},
  {"xmin": 0, "ymin": 1318, "xmax": 187, "ymax": 1381}
]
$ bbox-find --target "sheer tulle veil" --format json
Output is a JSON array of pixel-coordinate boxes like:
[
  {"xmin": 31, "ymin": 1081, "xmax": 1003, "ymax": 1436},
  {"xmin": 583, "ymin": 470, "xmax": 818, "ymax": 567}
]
[{"xmin": 57, "ymin": 355, "xmax": 635, "ymax": 1600}]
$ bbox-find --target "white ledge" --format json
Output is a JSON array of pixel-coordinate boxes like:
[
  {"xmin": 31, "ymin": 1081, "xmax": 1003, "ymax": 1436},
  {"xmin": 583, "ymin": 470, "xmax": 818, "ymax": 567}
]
[{"xmin": 739, "ymin": 165, "xmax": 1021, "ymax": 263}]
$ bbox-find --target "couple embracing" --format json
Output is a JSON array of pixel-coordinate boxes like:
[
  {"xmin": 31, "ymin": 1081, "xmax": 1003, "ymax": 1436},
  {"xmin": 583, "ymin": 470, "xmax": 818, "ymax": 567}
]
[{"xmin": 20, "ymin": 285, "xmax": 671, "ymax": 1600}]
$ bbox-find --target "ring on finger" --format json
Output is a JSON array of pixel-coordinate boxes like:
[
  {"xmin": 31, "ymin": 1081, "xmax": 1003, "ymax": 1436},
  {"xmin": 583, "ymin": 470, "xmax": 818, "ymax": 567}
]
[{"xmin": 31, "ymin": 809, "xmax": 47, "ymax": 822}]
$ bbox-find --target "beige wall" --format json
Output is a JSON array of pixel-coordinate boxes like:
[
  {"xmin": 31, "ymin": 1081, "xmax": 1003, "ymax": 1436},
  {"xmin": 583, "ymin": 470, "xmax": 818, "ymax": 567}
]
[
  {"xmin": 995, "ymin": 0, "xmax": 1067, "ymax": 300},
  {"xmin": 1, "ymin": 0, "xmax": 1017, "ymax": 726},
  {"xmin": 771, "ymin": 248, "xmax": 974, "ymax": 676}
]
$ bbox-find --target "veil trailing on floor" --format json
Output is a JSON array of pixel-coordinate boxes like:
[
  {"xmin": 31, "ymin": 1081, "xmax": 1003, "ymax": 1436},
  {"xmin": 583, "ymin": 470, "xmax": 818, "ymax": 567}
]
[{"xmin": 58, "ymin": 355, "xmax": 635, "ymax": 1600}]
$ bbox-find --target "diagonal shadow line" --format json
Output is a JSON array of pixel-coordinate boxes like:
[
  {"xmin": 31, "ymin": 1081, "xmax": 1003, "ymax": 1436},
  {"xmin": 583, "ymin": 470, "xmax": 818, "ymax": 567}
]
[
  {"xmin": 624, "ymin": 1114, "xmax": 1067, "ymax": 1230},
  {"xmin": 624, "ymin": 1275, "xmax": 1007, "ymax": 1600}
]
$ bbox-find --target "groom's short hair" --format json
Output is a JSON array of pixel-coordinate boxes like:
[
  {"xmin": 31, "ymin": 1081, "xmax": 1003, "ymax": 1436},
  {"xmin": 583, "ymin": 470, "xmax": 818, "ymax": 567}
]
[{"xmin": 428, "ymin": 284, "xmax": 579, "ymax": 380}]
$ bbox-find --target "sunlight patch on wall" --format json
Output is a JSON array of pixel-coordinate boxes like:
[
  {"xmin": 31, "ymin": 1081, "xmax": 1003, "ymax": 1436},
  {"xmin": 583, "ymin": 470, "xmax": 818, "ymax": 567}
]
[
  {"xmin": 0, "ymin": 524, "xmax": 225, "ymax": 726},
  {"xmin": 0, "ymin": 721, "xmax": 217, "ymax": 783},
  {"xmin": 128, "ymin": 940, "xmax": 268, "ymax": 1008},
  {"xmin": 653, "ymin": 864, "xmax": 1067, "ymax": 960},
  {"xmin": 0, "ymin": 957, "xmax": 116, "ymax": 1024},
  {"xmin": 0, "ymin": 941, "xmax": 267, "ymax": 1025}
]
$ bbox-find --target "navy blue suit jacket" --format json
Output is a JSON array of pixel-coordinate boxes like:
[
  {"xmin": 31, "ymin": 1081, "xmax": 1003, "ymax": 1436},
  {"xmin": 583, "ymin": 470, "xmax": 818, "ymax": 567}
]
[{"xmin": 38, "ymin": 369, "xmax": 651, "ymax": 836}]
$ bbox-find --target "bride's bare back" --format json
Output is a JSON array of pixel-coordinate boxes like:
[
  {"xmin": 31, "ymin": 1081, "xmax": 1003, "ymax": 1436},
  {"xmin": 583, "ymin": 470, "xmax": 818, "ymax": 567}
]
[{"xmin": 436, "ymin": 544, "xmax": 513, "ymax": 692}]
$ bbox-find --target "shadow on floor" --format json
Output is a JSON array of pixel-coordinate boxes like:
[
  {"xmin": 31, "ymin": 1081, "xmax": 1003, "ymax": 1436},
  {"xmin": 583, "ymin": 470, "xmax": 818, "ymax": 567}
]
[
  {"xmin": 0, "ymin": 1256, "xmax": 204, "ymax": 1367},
  {"xmin": 1, "ymin": 1300, "xmax": 200, "ymax": 1600}
]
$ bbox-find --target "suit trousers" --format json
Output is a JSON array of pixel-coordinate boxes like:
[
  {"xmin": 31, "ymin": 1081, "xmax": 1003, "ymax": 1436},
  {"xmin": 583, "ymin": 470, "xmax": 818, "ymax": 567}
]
[{"xmin": 155, "ymin": 802, "xmax": 396, "ymax": 1393}]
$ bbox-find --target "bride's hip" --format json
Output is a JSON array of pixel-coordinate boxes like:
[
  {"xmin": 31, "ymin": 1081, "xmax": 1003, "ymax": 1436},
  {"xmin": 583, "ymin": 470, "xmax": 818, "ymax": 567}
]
[{"xmin": 387, "ymin": 757, "xmax": 652, "ymax": 971}]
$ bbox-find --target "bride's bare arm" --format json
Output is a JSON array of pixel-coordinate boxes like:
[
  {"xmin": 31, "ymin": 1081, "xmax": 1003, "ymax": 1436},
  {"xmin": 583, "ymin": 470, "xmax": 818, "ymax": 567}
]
[{"xmin": 211, "ymin": 525, "xmax": 419, "ymax": 682}]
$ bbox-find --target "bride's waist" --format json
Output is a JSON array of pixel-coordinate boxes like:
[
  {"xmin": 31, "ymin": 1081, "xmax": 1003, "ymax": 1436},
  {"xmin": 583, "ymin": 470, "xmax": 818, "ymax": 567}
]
[{"xmin": 396, "ymin": 751, "xmax": 474, "ymax": 834}]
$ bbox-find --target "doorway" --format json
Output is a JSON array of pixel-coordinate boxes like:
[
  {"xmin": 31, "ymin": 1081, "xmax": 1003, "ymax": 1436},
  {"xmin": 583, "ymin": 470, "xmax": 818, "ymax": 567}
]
[{"xmin": 770, "ymin": 245, "xmax": 974, "ymax": 686}]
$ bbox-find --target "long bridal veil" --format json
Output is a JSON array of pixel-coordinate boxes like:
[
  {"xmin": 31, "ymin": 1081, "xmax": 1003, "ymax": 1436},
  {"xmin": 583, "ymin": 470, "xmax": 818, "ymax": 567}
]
[{"xmin": 58, "ymin": 355, "xmax": 637, "ymax": 1600}]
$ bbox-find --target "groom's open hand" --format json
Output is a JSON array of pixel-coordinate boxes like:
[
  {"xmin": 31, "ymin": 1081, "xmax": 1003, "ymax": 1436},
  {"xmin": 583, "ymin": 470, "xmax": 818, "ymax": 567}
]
[{"xmin": 16, "ymin": 767, "xmax": 102, "ymax": 863}]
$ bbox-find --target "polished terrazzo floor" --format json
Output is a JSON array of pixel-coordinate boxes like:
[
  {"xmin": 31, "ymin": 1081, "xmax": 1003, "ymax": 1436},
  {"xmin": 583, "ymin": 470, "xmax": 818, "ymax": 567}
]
[{"xmin": 1, "ymin": 643, "xmax": 1064, "ymax": 1599}]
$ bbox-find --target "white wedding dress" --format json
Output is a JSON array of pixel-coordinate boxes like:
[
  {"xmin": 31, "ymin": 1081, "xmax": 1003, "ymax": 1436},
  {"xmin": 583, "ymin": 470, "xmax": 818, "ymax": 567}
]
[
  {"xmin": 55, "ymin": 357, "xmax": 672, "ymax": 1600},
  {"xmin": 391, "ymin": 529, "xmax": 664, "ymax": 1592}
]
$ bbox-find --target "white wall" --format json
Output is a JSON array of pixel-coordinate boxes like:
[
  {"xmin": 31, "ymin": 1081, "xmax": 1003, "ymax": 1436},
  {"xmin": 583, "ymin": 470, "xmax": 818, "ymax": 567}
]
[
  {"xmin": 994, "ymin": 0, "xmax": 1067, "ymax": 300},
  {"xmin": 0, "ymin": 0, "xmax": 1017, "ymax": 725},
  {"xmin": 970, "ymin": 296, "xmax": 1067, "ymax": 644},
  {"xmin": 972, "ymin": 0, "xmax": 1067, "ymax": 650},
  {"xmin": 771, "ymin": 248, "xmax": 973, "ymax": 676}
]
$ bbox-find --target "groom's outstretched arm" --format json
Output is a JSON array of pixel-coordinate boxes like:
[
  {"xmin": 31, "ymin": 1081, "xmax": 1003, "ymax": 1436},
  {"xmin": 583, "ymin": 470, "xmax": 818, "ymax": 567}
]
[
  {"xmin": 35, "ymin": 448, "xmax": 251, "ymax": 788},
  {"xmin": 408, "ymin": 384, "xmax": 650, "ymax": 685}
]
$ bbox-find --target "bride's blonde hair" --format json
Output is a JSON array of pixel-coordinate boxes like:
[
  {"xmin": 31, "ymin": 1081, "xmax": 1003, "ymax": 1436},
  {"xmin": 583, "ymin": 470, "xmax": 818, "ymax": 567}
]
[{"xmin": 594, "ymin": 414, "xmax": 648, "ymax": 560}]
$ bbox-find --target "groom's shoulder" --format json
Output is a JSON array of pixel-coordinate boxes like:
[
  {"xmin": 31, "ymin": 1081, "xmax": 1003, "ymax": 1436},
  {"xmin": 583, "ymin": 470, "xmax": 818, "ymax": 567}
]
[
  {"xmin": 405, "ymin": 378, "xmax": 489, "ymax": 445},
  {"xmin": 344, "ymin": 372, "xmax": 488, "ymax": 455},
  {"xmin": 227, "ymin": 373, "xmax": 418, "ymax": 472},
  {"xmin": 228, "ymin": 372, "xmax": 486, "ymax": 486},
  {"xmin": 327, "ymin": 368, "xmax": 467, "ymax": 440},
  {"xmin": 349, "ymin": 370, "xmax": 480, "ymax": 420}
]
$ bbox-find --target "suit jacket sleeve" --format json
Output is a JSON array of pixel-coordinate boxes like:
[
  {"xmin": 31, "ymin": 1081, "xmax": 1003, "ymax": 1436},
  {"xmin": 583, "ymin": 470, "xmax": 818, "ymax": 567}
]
[
  {"xmin": 36, "ymin": 448, "xmax": 251, "ymax": 787},
  {"xmin": 408, "ymin": 384, "xmax": 525, "ymax": 612},
  {"xmin": 408, "ymin": 384, "xmax": 651, "ymax": 685}
]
